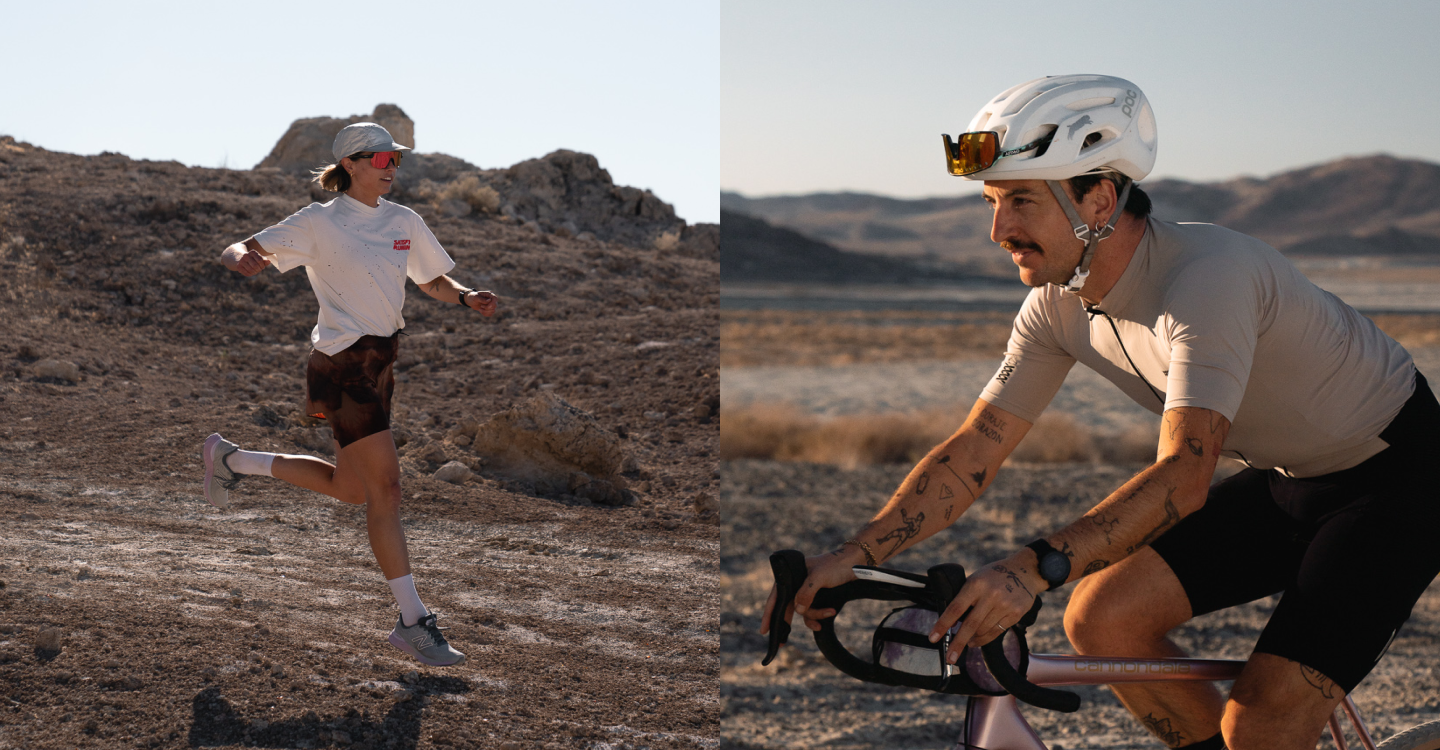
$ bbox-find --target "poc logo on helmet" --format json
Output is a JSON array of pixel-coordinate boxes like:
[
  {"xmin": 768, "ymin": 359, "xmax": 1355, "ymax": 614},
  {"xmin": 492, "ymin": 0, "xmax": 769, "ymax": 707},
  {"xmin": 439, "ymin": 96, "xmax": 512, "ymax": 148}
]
[{"xmin": 1122, "ymin": 90, "xmax": 1138, "ymax": 118}]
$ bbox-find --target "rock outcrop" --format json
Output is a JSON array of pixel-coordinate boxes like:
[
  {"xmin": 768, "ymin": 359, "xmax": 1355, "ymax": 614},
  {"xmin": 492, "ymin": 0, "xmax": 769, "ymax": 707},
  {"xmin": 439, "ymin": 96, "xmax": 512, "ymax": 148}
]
[
  {"xmin": 256, "ymin": 104, "xmax": 415, "ymax": 174},
  {"xmin": 253, "ymin": 105, "xmax": 713, "ymax": 253},
  {"xmin": 401, "ymin": 149, "xmax": 699, "ymax": 252},
  {"xmin": 470, "ymin": 393, "xmax": 635, "ymax": 506}
]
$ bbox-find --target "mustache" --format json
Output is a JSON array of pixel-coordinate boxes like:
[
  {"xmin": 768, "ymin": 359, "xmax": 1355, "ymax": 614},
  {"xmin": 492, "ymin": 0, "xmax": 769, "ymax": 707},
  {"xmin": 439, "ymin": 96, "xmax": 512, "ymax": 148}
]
[{"xmin": 1001, "ymin": 239, "xmax": 1043, "ymax": 253}]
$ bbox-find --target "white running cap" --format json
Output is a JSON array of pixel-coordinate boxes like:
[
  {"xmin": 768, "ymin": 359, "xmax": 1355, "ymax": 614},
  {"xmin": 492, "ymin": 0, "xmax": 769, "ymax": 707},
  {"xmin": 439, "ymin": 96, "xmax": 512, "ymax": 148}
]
[{"xmin": 332, "ymin": 123, "xmax": 411, "ymax": 162}]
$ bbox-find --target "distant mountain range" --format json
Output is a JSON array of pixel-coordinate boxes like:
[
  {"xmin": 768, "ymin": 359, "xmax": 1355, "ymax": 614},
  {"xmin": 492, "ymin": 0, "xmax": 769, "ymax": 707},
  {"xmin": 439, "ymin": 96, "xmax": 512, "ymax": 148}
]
[
  {"xmin": 722, "ymin": 154, "xmax": 1440, "ymax": 279},
  {"xmin": 720, "ymin": 210, "xmax": 980, "ymax": 283}
]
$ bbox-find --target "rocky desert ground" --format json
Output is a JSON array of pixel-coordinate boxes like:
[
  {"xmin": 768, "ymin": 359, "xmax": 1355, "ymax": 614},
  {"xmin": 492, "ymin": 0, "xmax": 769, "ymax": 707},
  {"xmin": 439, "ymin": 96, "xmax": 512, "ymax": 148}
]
[
  {"xmin": 0, "ymin": 118, "xmax": 719, "ymax": 750},
  {"xmin": 719, "ymin": 306, "xmax": 1440, "ymax": 750}
]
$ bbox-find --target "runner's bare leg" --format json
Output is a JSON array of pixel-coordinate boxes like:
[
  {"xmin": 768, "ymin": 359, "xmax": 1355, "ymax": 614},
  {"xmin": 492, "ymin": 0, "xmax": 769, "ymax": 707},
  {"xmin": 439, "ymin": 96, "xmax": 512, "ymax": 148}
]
[{"xmin": 270, "ymin": 429, "xmax": 410, "ymax": 578}]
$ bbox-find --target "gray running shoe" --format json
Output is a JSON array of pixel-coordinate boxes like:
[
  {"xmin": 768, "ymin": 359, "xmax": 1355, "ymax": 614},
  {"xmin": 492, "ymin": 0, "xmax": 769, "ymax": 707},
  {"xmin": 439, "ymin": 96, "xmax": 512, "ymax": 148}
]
[
  {"xmin": 388, "ymin": 613, "xmax": 466, "ymax": 667},
  {"xmin": 201, "ymin": 433, "xmax": 242, "ymax": 508}
]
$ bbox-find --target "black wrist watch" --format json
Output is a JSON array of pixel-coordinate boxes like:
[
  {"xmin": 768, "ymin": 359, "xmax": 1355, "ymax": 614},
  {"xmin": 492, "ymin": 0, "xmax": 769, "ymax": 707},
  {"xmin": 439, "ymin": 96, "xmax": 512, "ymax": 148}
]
[{"xmin": 1025, "ymin": 539, "xmax": 1071, "ymax": 592}]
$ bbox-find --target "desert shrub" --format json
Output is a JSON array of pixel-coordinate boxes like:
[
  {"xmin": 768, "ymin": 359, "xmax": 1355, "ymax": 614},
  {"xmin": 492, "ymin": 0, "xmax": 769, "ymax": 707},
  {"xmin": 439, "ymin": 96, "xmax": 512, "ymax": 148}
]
[
  {"xmin": 1096, "ymin": 421, "xmax": 1161, "ymax": 464},
  {"xmin": 1009, "ymin": 413, "xmax": 1097, "ymax": 463},
  {"xmin": 720, "ymin": 404, "xmax": 959, "ymax": 468},
  {"xmin": 441, "ymin": 174, "xmax": 501, "ymax": 213},
  {"xmin": 778, "ymin": 411, "xmax": 956, "ymax": 469},
  {"xmin": 723, "ymin": 403, "xmax": 1159, "ymax": 467},
  {"xmin": 719, "ymin": 403, "xmax": 816, "ymax": 460},
  {"xmin": 413, "ymin": 174, "xmax": 502, "ymax": 215}
]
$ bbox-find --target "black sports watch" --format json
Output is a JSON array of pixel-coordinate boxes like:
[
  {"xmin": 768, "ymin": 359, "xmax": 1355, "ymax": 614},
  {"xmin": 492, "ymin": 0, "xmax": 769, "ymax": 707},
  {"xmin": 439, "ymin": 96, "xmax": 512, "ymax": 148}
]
[{"xmin": 1025, "ymin": 539, "xmax": 1071, "ymax": 592}]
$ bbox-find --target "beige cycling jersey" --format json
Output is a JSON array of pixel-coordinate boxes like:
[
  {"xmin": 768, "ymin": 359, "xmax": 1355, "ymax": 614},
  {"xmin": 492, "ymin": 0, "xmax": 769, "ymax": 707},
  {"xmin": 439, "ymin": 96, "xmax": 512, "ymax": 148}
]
[{"xmin": 981, "ymin": 219, "xmax": 1415, "ymax": 478}]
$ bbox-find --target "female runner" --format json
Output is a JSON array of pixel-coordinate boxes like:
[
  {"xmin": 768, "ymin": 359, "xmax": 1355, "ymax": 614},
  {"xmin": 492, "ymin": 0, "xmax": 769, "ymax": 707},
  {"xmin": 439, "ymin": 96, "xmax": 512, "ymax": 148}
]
[{"xmin": 202, "ymin": 122, "xmax": 497, "ymax": 666}]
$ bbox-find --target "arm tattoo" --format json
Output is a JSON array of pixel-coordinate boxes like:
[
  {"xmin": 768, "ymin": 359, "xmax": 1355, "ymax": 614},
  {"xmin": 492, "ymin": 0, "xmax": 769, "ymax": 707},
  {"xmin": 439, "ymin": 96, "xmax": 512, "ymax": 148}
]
[
  {"xmin": 1300, "ymin": 665, "xmax": 1338, "ymax": 699},
  {"xmin": 1165, "ymin": 411, "xmax": 1185, "ymax": 440},
  {"xmin": 426, "ymin": 278, "xmax": 444, "ymax": 293},
  {"xmin": 874, "ymin": 508, "xmax": 926, "ymax": 559},
  {"xmin": 1082, "ymin": 559, "xmax": 1110, "ymax": 575},
  {"xmin": 990, "ymin": 564, "xmax": 1032, "ymax": 597},
  {"xmin": 1127, "ymin": 487, "xmax": 1181, "ymax": 553},
  {"xmin": 972, "ymin": 409, "xmax": 1006, "ymax": 445},
  {"xmin": 1058, "ymin": 541, "xmax": 1076, "ymax": 560},
  {"xmin": 1184, "ymin": 437, "xmax": 1203, "ymax": 457},
  {"xmin": 935, "ymin": 455, "xmax": 979, "ymax": 501},
  {"xmin": 1142, "ymin": 714, "xmax": 1186, "ymax": 748},
  {"xmin": 1084, "ymin": 511, "xmax": 1121, "ymax": 545},
  {"xmin": 915, "ymin": 472, "xmax": 929, "ymax": 494}
]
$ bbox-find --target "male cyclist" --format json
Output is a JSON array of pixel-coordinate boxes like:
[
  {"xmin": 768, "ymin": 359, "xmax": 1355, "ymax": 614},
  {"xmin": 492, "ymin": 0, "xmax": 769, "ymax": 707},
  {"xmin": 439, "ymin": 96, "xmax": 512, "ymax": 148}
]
[{"xmin": 763, "ymin": 75, "xmax": 1440, "ymax": 750}]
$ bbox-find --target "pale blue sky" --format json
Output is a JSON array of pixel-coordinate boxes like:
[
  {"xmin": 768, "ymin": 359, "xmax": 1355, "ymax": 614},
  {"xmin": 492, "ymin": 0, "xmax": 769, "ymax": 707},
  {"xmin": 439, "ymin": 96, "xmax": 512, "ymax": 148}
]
[
  {"xmin": 723, "ymin": 0, "xmax": 1440, "ymax": 199},
  {"xmin": 4, "ymin": 0, "xmax": 719, "ymax": 224}
]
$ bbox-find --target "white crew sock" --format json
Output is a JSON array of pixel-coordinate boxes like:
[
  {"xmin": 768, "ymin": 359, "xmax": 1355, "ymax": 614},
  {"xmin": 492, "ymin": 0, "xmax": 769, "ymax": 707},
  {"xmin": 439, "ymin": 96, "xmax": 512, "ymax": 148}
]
[
  {"xmin": 227, "ymin": 450, "xmax": 276, "ymax": 477},
  {"xmin": 387, "ymin": 574, "xmax": 430, "ymax": 627}
]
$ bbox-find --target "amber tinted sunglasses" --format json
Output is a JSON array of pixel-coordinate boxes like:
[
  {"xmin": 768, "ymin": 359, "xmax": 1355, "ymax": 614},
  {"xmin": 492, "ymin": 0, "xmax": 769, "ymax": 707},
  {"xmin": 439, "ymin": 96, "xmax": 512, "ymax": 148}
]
[{"xmin": 941, "ymin": 131, "xmax": 1054, "ymax": 176}]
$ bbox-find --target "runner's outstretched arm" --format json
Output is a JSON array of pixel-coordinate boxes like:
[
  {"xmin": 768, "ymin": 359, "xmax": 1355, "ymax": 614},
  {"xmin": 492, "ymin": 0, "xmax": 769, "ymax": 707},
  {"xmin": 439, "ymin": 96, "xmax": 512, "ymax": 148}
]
[
  {"xmin": 220, "ymin": 238, "xmax": 272, "ymax": 277},
  {"xmin": 417, "ymin": 274, "xmax": 498, "ymax": 317},
  {"xmin": 761, "ymin": 398, "xmax": 1033, "ymax": 634},
  {"xmin": 937, "ymin": 406, "xmax": 1230, "ymax": 652}
]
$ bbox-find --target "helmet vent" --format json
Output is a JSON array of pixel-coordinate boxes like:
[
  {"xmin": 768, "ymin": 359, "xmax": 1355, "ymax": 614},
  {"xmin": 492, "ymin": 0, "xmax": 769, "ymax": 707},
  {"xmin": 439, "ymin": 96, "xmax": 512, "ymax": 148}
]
[
  {"xmin": 1030, "ymin": 126, "xmax": 1059, "ymax": 158},
  {"xmin": 1001, "ymin": 88, "xmax": 1046, "ymax": 117},
  {"xmin": 1138, "ymin": 103, "xmax": 1157, "ymax": 146},
  {"xmin": 1065, "ymin": 97, "xmax": 1115, "ymax": 111}
]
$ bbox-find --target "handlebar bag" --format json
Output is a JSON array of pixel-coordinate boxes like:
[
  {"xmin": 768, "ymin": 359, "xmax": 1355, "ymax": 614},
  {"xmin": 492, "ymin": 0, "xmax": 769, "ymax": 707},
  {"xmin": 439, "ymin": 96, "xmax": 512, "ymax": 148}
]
[{"xmin": 871, "ymin": 605, "xmax": 1023, "ymax": 696}]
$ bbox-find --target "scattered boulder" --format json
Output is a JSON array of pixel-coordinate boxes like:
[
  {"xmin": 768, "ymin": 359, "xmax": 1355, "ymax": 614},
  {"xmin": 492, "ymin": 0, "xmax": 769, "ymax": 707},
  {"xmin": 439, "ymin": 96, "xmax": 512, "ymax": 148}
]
[
  {"xmin": 471, "ymin": 393, "xmax": 634, "ymax": 505},
  {"xmin": 432, "ymin": 461, "xmax": 473, "ymax": 485},
  {"xmin": 288, "ymin": 426, "xmax": 334, "ymax": 454},
  {"xmin": 693, "ymin": 492, "xmax": 718, "ymax": 515},
  {"xmin": 33, "ymin": 359, "xmax": 80, "ymax": 383},
  {"xmin": 252, "ymin": 404, "xmax": 287, "ymax": 428},
  {"xmin": 256, "ymin": 103, "xmax": 415, "ymax": 174},
  {"xmin": 35, "ymin": 627, "xmax": 62, "ymax": 651}
]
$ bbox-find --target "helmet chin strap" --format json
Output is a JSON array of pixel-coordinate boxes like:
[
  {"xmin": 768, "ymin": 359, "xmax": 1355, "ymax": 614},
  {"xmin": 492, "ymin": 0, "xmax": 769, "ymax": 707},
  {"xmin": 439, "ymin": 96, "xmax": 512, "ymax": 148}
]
[{"xmin": 1045, "ymin": 179, "xmax": 1132, "ymax": 294}]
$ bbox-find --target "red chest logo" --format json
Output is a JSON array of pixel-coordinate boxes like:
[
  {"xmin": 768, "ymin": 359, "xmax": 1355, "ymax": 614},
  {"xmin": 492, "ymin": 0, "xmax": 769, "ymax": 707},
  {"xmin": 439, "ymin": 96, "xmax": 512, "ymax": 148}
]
[{"xmin": 392, "ymin": 239, "xmax": 410, "ymax": 251}]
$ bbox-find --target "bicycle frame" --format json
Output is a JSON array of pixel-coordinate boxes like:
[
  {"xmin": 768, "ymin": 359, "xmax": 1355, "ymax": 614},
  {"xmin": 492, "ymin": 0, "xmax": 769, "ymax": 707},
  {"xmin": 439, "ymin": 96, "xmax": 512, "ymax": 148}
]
[{"xmin": 958, "ymin": 655, "xmax": 1377, "ymax": 750}]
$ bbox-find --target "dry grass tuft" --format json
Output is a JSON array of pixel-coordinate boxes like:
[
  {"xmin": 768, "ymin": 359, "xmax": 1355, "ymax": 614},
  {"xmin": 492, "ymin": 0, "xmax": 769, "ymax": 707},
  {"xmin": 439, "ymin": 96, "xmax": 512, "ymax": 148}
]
[
  {"xmin": 439, "ymin": 174, "xmax": 502, "ymax": 213},
  {"xmin": 722, "ymin": 403, "xmax": 1159, "ymax": 467},
  {"xmin": 415, "ymin": 174, "xmax": 502, "ymax": 215},
  {"xmin": 1370, "ymin": 313, "xmax": 1440, "ymax": 350}
]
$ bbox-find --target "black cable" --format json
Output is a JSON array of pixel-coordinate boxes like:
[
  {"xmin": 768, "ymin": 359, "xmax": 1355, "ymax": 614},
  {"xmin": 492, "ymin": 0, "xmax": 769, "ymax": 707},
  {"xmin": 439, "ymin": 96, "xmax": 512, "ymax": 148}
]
[
  {"xmin": 1088, "ymin": 306, "xmax": 1166, "ymax": 409},
  {"xmin": 1088, "ymin": 306, "xmax": 1254, "ymax": 468}
]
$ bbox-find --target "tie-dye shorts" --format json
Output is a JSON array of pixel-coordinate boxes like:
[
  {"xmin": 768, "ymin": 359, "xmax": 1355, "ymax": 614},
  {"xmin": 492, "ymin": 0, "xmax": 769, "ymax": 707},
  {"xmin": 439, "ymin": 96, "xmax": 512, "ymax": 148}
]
[{"xmin": 304, "ymin": 332, "xmax": 399, "ymax": 448}]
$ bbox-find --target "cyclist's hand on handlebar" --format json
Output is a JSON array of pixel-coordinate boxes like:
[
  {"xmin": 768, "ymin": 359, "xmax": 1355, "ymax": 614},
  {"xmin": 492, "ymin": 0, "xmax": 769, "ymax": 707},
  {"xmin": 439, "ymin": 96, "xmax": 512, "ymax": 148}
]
[
  {"xmin": 760, "ymin": 548, "xmax": 863, "ymax": 635},
  {"xmin": 931, "ymin": 557, "xmax": 1042, "ymax": 660}
]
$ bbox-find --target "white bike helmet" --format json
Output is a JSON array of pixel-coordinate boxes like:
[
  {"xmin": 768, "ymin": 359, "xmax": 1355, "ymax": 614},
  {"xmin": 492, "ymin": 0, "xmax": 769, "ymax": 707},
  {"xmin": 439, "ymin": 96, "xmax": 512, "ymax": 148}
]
[
  {"xmin": 943, "ymin": 75, "xmax": 1157, "ymax": 292},
  {"xmin": 957, "ymin": 74, "xmax": 1156, "ymax": 182}
]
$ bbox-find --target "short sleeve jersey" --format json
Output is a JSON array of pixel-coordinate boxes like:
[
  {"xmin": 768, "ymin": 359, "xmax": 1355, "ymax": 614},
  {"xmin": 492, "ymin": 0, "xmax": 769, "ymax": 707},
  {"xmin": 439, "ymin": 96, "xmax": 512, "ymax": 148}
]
[
  {"xmin": 253, "ymin": 194, "xmax": 455, "ymax": 355},
  {"xmin": 980, "ymin": 219, "xmax": 1415, "ymax": 478}
]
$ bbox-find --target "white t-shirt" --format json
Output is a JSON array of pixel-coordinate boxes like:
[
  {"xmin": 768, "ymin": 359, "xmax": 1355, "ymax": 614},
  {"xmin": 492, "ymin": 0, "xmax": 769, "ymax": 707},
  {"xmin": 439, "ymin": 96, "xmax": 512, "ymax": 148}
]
[
  {"xmin": 253, "ymin": 194, "xmax": 455, "ymax": 355},
  {"xmin": 981, "ymin": 219, "xmax": 1415, "ymax": 478}
]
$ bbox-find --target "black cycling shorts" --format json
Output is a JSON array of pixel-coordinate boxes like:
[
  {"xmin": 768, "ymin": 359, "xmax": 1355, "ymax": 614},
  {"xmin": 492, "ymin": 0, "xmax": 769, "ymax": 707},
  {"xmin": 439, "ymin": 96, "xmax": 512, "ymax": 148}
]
[
  {"xmin": 304, "ymin": 332, "xmax": 399, "ymax": 449},
  {"xmin": 1151, "ymin": 370, "xmax": 1440, "ymax": 693}
]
